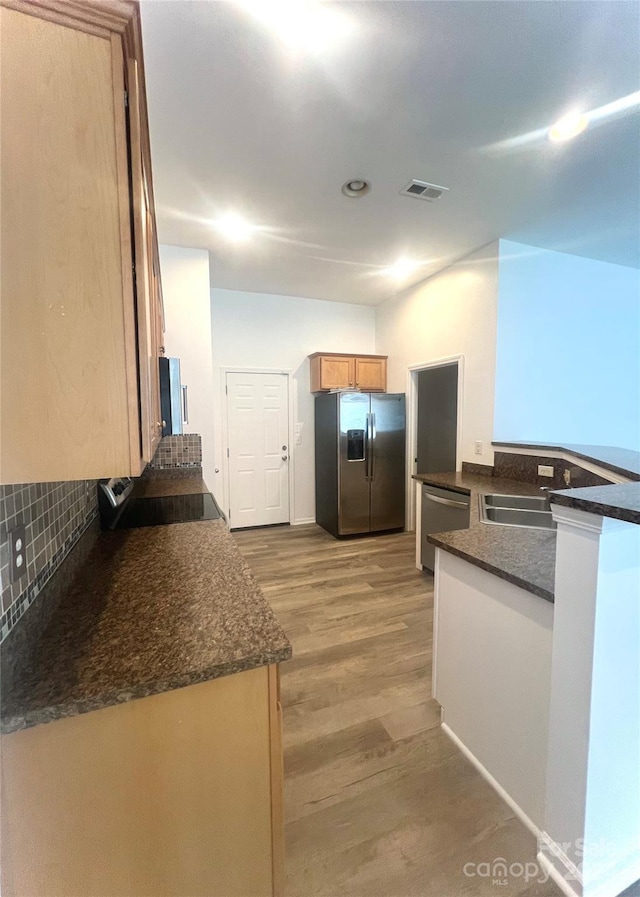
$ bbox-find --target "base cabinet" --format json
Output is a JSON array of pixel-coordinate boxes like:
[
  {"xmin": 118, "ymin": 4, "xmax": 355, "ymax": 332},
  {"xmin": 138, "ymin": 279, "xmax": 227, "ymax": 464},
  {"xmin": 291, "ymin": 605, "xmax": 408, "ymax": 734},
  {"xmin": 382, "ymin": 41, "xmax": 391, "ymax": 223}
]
[
  {"xmin": 309, "ymin": 352, "xmax": 387, "ymax": 393},
  {"xmin": 1, "ymin": 664, "xmax": 284, "ymax": 897}
]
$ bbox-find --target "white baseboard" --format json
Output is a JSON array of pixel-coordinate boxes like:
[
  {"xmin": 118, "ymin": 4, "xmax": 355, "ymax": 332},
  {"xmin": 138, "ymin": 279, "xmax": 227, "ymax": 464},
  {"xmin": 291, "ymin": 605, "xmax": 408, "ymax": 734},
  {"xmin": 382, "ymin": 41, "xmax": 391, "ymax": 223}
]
[
  {"xmin": 441, "ymin": 723, "xmax": 541, "ymax": 839},
  {"xmin": 442, "ymin": 726, "xmax": 640, "ymax": 897},
  {"xmin": 538, "ymin": 834, "xmax": 640, "ymax": 897},
  {"xmin": 537, "ymin": 834, "xmax": 583, "ymax": 897},
  {"xmin": 292, "ymin": 517, "xmax": 315, "ymax": 526}
]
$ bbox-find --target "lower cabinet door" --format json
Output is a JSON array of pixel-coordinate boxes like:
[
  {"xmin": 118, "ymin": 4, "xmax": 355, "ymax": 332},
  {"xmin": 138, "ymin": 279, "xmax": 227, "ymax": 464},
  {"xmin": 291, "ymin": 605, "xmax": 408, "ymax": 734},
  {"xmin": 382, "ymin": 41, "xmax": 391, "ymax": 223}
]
[{"xmin": 1, "ymin": 666, "xmax": 279, "ymax": 897}]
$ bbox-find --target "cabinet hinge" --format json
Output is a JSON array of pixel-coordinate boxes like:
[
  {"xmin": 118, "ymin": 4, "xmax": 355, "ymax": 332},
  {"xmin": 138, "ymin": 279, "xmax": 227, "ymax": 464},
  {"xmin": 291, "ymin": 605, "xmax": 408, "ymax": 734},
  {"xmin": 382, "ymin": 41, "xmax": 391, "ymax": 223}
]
[
  {"xmin": 226, "ymin": 447, "xmax": 229, "ymax": 458},
  {"xmin": 124, "ymin": 89, "xmax": 128, "ymax": 108},
  {"xmin": 225, "ymin": 384, "xmax": 228, "ymax": 395}
]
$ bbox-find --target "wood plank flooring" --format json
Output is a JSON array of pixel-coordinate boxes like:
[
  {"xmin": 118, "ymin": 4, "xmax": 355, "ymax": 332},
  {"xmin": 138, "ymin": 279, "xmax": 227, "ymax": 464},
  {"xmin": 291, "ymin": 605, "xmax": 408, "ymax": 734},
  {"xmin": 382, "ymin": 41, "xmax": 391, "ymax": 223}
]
[{"xmin": 233, "ymin": 524, "xmax": 565, "ymax": 897}]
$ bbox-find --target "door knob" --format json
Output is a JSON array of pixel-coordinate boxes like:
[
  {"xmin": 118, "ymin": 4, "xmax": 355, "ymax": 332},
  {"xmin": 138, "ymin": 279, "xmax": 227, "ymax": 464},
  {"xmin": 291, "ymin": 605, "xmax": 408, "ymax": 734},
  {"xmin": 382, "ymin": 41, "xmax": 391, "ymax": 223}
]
[{"xmin": 282, "ymin": 455, "xmax": 288, "ymax": 461}]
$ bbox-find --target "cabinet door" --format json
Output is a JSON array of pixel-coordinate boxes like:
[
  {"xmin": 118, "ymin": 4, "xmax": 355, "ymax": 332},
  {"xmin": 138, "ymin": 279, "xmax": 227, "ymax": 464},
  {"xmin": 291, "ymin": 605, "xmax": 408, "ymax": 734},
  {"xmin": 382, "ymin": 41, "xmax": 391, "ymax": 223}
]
[
  {"xmin": 319, "ymin": 355, "xmax": 355, "ymax": 390},
  {"xmin": 0, "ymin": 7, "xmax": 140, "ymax": 482},
  {"xmin": 126, "ymin": 58, "xmax": 162, "ymax": 462},
  {"xmin": 1, "ymin": 666, "xmax": 278, "ymax": 897},
  {"xmin": 355, "ymin": 357, "xmax": 387, "ymax": 391}
]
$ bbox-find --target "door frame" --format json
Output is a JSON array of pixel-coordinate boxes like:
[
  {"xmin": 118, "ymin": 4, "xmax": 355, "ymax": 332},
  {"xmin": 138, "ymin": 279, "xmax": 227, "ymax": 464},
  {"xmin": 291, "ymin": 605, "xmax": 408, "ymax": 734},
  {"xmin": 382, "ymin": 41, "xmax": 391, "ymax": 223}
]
[
  {"xmin": 221, "ymin": 367, "xmax": 294, "ymax": 528},
  {"xmin": 405, "ymin": 355, "xmax": 464, "ymax": 531}
]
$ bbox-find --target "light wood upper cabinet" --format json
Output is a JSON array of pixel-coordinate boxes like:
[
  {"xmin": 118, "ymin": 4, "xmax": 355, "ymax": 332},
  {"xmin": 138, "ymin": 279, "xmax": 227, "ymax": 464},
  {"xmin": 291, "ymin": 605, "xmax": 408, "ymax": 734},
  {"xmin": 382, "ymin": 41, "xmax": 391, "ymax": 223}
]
[
  {"xmin": 309, "ymin": 353, "xmax": 388, "ymax": 393},
  {"xmin": 127, "ymin": 57, "xmax": 163, "ymax": 461},
  {"xmin": 0, "ymin": 0, "xmax": 163, "ymax": 484},
  {"xmin": 354, "ymin": 356, "xmax": 387, "ymax": 391}
]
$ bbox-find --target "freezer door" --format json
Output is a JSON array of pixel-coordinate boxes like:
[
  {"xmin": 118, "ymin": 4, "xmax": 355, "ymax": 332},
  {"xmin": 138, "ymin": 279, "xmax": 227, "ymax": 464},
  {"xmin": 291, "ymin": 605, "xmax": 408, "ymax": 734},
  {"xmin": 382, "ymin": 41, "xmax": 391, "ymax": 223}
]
[
  {"xmin": 338, "ymin": 392, "xmax": 370, "ymax": 534},
  {"xmin": 370, "ymin": 393, "xmax": 406, "ymax": 531}
]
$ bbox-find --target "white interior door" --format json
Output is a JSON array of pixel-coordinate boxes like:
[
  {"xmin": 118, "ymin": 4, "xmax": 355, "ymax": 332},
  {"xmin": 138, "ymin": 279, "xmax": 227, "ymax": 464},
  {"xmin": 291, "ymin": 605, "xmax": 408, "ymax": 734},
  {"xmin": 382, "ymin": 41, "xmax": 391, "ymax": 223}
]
[{"xmin": 226, "ymin": 371, "xmax": 290, "ymax": 529}]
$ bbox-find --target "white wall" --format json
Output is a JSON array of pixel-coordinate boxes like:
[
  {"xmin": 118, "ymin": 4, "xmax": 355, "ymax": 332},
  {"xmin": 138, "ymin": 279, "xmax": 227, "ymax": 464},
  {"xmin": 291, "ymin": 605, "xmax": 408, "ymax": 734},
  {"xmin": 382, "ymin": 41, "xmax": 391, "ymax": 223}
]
[
  {"xmin": 158, "ymin": 245, "xmax": 216, "ymax": 488},
  {"xmin": 495, "ymin": 241, "xmax": 640, "ymax": 451},
  {"xmin": 210, "ymin": 288, "xmax": 375, "ymax": 523},
  {"xmin": 375, "ymin": 243, "xmax": 499, "ymax": 466}
]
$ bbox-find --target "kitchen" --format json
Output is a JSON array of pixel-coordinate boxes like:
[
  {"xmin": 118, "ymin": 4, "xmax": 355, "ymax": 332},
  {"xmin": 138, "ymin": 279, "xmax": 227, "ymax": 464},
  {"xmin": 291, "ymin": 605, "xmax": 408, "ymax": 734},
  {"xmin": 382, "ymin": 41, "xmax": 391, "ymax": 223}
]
[{"xmin": 1, "ymin": 2, "xmax": 640, "ymax": 897}]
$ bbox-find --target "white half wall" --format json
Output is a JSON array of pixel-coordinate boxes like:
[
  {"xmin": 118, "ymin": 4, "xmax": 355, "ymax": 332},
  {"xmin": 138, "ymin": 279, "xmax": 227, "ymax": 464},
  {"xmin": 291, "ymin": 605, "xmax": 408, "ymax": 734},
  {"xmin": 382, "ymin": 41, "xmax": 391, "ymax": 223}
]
[
  {"xmin": 210, "ymin": 288, "xmax": 376, "ymax": 524},
  {"xmin": 434, "ymin": 549, "xmax": 554, "ymax": 831},
  {"xmin": 375, "ymin": 243, "xmax": 499, "ymax": 466},
  {"xmin": 158, "ymin": 245, "xmax": 216, "ymax": 489}
]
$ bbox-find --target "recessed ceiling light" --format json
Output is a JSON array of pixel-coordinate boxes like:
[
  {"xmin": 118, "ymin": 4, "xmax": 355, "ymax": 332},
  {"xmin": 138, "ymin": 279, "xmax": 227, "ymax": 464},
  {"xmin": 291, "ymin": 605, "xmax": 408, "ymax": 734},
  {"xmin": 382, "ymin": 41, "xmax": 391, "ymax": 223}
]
[
  {"xmin": 548, "ymin": 111, "xmax": 589, "ymax": 143},
  {"xmin": 382, "ymin": 258, "xmax": 420, "ymax": 280},
  {"xmin": 213, "ymin": 213, "xmax": 256, "ymax": 242},
  {"xmin": 342, "ymin": 179, "xmax": 370, "ymax": 198}
]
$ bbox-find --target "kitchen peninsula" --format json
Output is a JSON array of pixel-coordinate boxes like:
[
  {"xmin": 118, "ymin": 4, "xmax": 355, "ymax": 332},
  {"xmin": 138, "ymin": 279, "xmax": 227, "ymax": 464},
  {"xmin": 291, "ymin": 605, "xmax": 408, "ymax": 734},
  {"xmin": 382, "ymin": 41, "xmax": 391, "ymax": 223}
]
[
  {"xmin": 1, "ymin": 471, "xmax": 291, "ymax": 897},
  {"xmin": 417, "ymin": 443, "xmax": 640, "ymax": 897}
]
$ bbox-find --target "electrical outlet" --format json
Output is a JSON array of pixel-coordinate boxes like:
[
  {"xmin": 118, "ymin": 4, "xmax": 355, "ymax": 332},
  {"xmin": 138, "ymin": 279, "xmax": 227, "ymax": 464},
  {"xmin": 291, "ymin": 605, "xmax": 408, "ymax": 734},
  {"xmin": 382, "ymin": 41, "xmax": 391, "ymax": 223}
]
[
  {"xmin": 9, "ymin": 524, "xmax": 27, "ymax": 583},
  {"xmin": 474, "ymin": 441, "xmax": 483, "ymax": 455},
  {"xmin": 538, "ymin": 465, "xmax": 554, "ymax": 478}
]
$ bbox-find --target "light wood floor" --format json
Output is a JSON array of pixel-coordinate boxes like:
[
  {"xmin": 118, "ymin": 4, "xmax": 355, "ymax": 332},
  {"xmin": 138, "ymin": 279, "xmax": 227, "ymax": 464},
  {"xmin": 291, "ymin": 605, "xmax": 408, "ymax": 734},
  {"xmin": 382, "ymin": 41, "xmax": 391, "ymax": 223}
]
[{"xmin": 232, "ymin": 524, "xmax": 573, "ymax": 897}]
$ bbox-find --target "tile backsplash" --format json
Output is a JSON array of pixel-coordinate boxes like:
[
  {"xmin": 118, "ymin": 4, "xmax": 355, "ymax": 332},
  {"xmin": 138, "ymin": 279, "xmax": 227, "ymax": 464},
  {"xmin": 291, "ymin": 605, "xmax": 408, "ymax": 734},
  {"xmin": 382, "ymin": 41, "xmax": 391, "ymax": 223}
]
[
  {"xmin": 149, "ymin": 434, "xmax": 202, "ymax": 469},
  {"xmin": 0, "ymin": 481, "xmax": 98, "ymax": 642},
  {"xmin": 493, "ymin": 452, "xmax": 612, "ymax": 489}
]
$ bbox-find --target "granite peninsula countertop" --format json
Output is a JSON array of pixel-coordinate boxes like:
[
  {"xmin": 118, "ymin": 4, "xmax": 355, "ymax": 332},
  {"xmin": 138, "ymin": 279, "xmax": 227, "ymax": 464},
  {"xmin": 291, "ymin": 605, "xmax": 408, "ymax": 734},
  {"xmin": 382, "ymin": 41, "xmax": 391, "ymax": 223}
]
[
  {"xmin": 551, "ymin": 482, "xmax": 640, "ymax": 526},
  {"xmin": 1, "ymin": 479, "xmax": 291, "ymax": 734},
  {"xmin": 413, "ymin": 471, "xmax": 557, "ymax": 602}
]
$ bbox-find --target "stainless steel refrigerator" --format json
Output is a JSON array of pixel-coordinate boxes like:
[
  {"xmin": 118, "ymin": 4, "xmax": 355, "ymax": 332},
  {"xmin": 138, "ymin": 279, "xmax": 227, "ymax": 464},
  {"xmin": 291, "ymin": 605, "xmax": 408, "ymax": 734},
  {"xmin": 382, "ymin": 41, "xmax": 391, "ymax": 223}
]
[{"xmin": 315, "ymin": 392, "xmax": 405, "ymax": 537}]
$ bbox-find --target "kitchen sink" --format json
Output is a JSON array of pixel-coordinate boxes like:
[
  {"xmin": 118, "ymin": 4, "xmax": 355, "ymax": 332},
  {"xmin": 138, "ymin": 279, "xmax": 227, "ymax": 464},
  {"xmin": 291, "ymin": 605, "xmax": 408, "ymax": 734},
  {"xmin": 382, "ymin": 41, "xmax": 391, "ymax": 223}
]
[
  {"xmin": 480, "ymin": 494, "xmax": 556, "ymax": 530},
  {"xmin": 483, "ymin": 494, "xmax": 551, "ymax": 511}
]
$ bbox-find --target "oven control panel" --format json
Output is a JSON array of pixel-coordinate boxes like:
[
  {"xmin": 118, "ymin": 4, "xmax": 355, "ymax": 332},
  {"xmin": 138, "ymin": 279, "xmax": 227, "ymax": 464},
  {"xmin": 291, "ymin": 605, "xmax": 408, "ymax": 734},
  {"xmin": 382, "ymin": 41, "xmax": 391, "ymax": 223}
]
[{"xmin": 99, "ymin": 477, "xmax": 135, "ymax": 509}]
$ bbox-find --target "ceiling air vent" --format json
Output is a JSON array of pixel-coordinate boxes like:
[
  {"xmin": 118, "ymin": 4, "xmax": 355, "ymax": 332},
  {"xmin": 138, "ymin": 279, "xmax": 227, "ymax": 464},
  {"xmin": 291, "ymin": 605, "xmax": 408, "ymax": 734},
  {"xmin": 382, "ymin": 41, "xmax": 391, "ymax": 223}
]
[{"xmin": 400, "ymin": 180, "xmax": 449, "ymax": 202}]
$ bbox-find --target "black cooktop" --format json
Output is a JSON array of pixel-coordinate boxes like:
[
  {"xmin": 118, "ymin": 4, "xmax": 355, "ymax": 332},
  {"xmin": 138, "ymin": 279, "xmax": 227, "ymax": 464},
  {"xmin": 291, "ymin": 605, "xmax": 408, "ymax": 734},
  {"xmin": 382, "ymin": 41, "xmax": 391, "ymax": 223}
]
[{"xmin": 113, "ymin": 492, "xmax": 224, "ymax": 530}]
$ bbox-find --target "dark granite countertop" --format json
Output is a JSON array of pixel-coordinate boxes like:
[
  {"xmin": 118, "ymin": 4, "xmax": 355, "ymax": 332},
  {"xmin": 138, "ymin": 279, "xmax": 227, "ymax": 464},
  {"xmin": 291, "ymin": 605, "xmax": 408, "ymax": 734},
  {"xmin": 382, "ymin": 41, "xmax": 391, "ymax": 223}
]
[
  {"xmin": 551, "ymin": 482, "xmax": 640, "ymax": 525},
  {"xmin": 413, "ymin": 471, "xmax": 556, "ymax": 602},
  {"xmin": 1, "ymin": 495, "xmax": 291, "ymax": 733},
  {"xmin": 134, "ymin": 474, "xmax": 209, "ymax": 498},
  {"xmin": 492, "ymin": 441, "xmax": 640, "ymax": 481}
]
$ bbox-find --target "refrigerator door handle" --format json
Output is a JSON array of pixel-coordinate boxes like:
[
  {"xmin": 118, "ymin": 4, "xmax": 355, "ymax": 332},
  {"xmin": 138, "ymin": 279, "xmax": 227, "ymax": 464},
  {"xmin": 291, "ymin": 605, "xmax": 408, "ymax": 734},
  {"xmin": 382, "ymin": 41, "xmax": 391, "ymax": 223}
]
[
  {"xmin": 365, "ymin": 413, "xmax": 371, "ymax": 481},
  {"xmin": 369, "ymin": 413, "xmax": 376, "ymax": 481}
]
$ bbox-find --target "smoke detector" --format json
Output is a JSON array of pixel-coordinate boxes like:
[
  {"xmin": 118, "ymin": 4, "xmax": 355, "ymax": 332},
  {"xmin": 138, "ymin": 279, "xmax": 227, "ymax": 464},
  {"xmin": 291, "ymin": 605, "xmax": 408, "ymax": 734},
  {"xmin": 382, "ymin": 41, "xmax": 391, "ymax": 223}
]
[{"xmin": 400, "ymin": 180, "xmax": 449, "ymax": 202}]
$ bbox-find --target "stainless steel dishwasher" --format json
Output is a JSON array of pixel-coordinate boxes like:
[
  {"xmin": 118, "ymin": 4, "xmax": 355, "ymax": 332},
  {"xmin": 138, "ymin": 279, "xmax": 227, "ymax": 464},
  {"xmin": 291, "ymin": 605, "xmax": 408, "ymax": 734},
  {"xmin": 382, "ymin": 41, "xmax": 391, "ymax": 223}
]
[{"xmin": 421, "ymin": 484, "xmax": 471, "ymax": 571}]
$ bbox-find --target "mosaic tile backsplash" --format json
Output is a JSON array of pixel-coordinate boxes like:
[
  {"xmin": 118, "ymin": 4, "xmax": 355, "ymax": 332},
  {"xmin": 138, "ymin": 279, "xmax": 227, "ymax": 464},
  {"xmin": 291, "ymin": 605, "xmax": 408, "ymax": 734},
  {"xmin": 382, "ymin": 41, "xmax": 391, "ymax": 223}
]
[
  {"xmin": 0, "ymin": 481, "xmax": 98, "ymax": 642},
  {"xmin": 149, "ymin": 434, "xmax": 202, "ymax": 469}
]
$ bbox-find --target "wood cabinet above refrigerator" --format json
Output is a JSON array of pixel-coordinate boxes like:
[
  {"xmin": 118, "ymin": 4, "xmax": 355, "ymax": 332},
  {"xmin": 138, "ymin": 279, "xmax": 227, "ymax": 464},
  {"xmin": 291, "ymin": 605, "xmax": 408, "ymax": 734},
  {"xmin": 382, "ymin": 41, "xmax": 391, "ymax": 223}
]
[
  {"xmin": 308, "ymin": 353, "xmax": 387, "ymax": 393},
  {"xmin": 0, "ymin": 0, "xmax": 163, "ymax": 484}
]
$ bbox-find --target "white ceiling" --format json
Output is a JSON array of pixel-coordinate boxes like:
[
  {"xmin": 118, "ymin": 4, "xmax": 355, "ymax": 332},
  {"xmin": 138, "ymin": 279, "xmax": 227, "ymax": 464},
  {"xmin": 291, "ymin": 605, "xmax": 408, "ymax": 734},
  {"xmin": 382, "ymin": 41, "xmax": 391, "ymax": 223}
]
[{"xmin": 140, "ymin": 1, "xmax": 640, "ymax": 306}]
